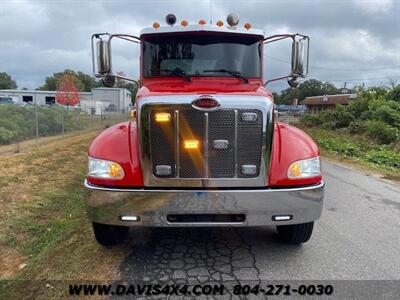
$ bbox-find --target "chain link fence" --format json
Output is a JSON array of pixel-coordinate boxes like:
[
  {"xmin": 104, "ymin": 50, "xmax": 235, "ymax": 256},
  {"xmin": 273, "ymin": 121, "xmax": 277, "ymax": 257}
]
[{"xmin": 0, "ymin": 103, "xmax": 130, "ymax": 154}]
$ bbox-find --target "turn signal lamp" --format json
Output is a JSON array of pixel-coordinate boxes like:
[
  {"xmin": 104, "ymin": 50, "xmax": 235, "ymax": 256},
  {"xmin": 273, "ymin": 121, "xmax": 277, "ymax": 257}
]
[
  {"xmin": 181, "ymin": 20, "xmax": 188, "ymax": 27},
  {"xmin": 155, "ymin": 112, "xmax": 171, "ymax": 122},
  {"xmin": 244, "ymin": 23, "xmax": 252, "ymax": 30},
  {"xmin": 216, "ymin": 20, "xmax": 224, "ymax": 27},
  {"xmin": 109, "ymin": 162, "xmax": 124, "ymax": 178},
  {"xmin": 153, "ymin": 22, "xmax": 160, "ymax": 29},
  {"xmin": 199, "ymin": 19, "xmax": 206, "ymax": 26},
  {"xmin": 184, "ymin": 139, "xmax": 199, "ymax": 150},
  {"xmin": 288, "ymin": 162, "xmax": 302, "ymax": 178},
  {"xmin": 287, "ymin": 157, "xmax": 321, "ymax": 179}
]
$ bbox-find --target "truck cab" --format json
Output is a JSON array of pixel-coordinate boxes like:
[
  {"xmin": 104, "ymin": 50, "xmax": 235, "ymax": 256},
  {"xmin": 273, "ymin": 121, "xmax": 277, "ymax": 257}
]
[{"xmin": 85, "ymin": 14, "xmax": 324, "ymax": 246}]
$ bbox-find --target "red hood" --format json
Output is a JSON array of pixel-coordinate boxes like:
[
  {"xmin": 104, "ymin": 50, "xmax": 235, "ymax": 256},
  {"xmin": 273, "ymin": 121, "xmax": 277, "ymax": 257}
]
[{"xmin": 137, "ymin": 77, "xmax": 272, "ymax": 99}]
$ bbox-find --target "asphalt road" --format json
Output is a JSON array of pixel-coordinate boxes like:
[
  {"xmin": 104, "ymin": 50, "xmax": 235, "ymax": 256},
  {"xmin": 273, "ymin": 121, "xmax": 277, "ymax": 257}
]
[{"xmin": 116, "ymin": 160, "xmax": 400, "ymax": 298}]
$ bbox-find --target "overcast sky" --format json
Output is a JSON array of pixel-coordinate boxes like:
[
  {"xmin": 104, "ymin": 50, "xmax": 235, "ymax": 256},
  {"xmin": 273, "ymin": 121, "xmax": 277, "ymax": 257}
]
[{"xmin": 0, "ymin": 0, "xmax": 399, "ymax": 92}]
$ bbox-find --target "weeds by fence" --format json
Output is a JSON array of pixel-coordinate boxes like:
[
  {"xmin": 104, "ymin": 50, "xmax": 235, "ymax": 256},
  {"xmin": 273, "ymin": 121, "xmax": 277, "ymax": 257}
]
[{"xmin": 0, "ymin": 104, "xmax": 129, "ymax": 150}]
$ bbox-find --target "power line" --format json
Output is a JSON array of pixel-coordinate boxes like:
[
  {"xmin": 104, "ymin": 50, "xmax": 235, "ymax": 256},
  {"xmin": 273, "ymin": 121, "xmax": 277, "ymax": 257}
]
[
  {"xmin": 308, "ymin": 76, "xmax": 400, "ymax": 83},
  {"xmin": 264, "ymin": 55, "xmax": 400, "ymax": 71}
]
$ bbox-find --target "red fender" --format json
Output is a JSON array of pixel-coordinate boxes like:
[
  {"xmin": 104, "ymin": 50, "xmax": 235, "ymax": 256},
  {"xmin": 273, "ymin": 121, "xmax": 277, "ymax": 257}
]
[
  {"xmin": 268, "ymin": 122, "xmax": 322, "ymax": 187},
  {"xmin": 87, "ymin": 122, "xmax": 144, "ymax": 187}
]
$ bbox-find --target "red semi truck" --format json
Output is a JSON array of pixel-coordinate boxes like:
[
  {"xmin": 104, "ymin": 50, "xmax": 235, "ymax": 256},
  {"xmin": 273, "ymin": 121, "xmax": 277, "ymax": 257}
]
[{"xmin": 85, "ymin": 14, "xmax": 324, "ymax": 246}]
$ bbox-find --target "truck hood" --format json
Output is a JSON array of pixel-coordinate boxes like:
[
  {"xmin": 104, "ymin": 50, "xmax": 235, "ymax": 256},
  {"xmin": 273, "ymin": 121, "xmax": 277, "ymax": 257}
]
[{"xmin": 137, "ymin": 77, "xmax": 272, "ymax": 99}]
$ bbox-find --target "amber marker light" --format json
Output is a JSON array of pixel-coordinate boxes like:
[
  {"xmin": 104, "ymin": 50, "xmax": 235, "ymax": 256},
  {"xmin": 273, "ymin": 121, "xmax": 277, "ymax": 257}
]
[
  {"xmin": 216, "ymin": 20, "xmax": 224, "ymax": 27},
  {"xmin": 199, "ymin": 19, "xmax": 206, "ymax": 26},
  {"xmin": 155, "ymin": 112, "xmax": 171, "ymax": 123},
  {"xmin": 287, "ymin": 157, "xmax": 321, "ymax": 179},
  {"xmin": 153, "ymin": 22, "xmax": 160, "ymax": 29},
  {"xmin": 181, "ymin": 20, "xmax": 188, "ymax": 27},
  {"xmin": 109, "ymin": 162, "xmax": 124, "ymax": 178},
  {"xmin": 184, "ymin": 139, "xmax": 199, "ymax": 150},
  {"xmin": 244, "ymin": 23, "xmax": 252, "ymax": 30},
  {"xmin": 288, "ymin": 162, "xmax": 302, "ymax": 178}
]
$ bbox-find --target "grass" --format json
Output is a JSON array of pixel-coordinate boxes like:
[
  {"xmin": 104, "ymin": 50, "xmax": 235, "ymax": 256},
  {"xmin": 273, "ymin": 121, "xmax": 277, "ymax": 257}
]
[
  {"xmin": 0, "ymin": 130, "xmax": 130, "ymax": 299},
  {"xmin": 299, "ymin": 125, "xmax": 400, "ymax": 181}
]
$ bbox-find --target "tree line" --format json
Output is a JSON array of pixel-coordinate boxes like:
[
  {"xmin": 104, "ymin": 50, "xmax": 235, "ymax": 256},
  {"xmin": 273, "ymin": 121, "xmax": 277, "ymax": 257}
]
[
  {"xmin": 0, "ymin": 70, "xmax": 138, "ymax": 103},
  {"xmin": 1, "ymin": 71, "xmax": 399, "ymax": 105}
]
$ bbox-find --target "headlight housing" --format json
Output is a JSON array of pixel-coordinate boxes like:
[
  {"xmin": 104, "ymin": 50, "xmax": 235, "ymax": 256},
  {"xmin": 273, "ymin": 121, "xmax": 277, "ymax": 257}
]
[
  {"xmin": 88, "ymin": 157, "xmax": 125, "ymax": 180},
  {"xmin": 287, "ymin": 157, "xmax": 321, "ymax": 179}
]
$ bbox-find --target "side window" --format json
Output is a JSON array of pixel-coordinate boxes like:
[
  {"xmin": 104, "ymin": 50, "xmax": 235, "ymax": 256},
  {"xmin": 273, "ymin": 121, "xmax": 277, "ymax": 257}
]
[
  {"xmin": 23, "ymin": 96, "xmax": 33, "ymax": 103},
  {"xmin": 45, "ymin": 96, "xmax": 56, "ymax": 105}
]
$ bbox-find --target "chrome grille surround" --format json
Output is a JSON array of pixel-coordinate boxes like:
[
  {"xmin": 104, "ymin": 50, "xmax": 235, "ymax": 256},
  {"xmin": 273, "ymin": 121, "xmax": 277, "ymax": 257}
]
[{"xmin": 138, "ymin": 95, "xmax": 274, "ymax": 187}]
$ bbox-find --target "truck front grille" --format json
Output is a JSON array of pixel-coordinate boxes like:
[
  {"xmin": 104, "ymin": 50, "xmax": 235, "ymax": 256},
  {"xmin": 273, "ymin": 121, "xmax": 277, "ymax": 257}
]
[{"xmin": 149, "ymin": 108, "xmax": 263, "ymax": 179}]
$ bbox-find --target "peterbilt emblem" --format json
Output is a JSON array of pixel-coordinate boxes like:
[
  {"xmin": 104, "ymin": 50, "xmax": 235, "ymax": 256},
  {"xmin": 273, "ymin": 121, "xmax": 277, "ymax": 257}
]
[{"xmin": 192, "ymin": 96, "xmax": 220, "ymax": 110}]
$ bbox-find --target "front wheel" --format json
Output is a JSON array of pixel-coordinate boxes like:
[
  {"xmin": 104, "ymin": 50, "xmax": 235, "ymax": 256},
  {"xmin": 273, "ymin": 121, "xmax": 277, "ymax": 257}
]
[
  {"xmin": 276, "ymin": 222, "xmax": 314, "ymax": 244},
  {"xmin": 92, "ymin": 222, "xmax": 129, "ymax": 246}
]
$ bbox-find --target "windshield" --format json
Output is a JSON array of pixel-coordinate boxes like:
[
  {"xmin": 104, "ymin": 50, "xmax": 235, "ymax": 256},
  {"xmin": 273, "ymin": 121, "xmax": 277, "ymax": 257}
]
[{"xmin": 142, "ymin": 34, "xmax": 262, "ymax": 78}]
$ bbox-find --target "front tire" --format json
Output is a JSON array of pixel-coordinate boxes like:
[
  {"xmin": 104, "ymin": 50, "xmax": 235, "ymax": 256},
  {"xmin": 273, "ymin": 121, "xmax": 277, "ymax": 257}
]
[
  {"xmin": 92, "ymin": 222, "xmax": 129, "ymax": 246},
  {"xmin": 276, "ymin": 222, "xmax": 314, "ymax": 244}
]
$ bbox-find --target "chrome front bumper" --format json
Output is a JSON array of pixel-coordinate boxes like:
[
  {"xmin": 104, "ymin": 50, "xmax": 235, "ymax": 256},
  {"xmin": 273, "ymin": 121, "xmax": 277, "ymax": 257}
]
[{"xmin": 84, "ymin": 180, "xmax": 324, "ymax": 227}]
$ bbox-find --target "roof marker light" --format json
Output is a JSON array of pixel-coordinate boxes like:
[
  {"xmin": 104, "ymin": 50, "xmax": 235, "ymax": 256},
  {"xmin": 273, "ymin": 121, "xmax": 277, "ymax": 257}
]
[
  {"xmin": 181, "ymin": 20, "xmax": 188, "ymax": 27},
  {"xmin": 244, "ymin": 23, "xmax": 252, "ymax": 30},
  {"xmin": 199, "ymin": 19, "xmax": 206, "ymax": 26},
  {"xmin": 153, "ymin": 22, "xmax": 160, "ymax": 29},
  {"xmin": 216, "ymin": 20, "xmax": 224, "ymax": 27}
]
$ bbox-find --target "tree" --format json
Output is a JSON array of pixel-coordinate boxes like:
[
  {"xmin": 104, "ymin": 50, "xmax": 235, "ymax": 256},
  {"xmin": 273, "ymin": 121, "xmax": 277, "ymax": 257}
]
[
  {"xmin": 56, "ymin": 75, "xmax": 80, "ymax": 108},
  {"xmin": 38, "ymin": 69, "xmax": 99, "ymax": 92},
  {"xmin": 386, "ymin": 85, "xmax": 400, "ymax": 102},
  {"xmin": 279, "ymin": 79, "xmax": 339, "ymax": 104},
  {"xmin": 0, "ymin": 72, "xmax": 17, "ymax": 89},
  {"xmin": 271, "ymin": 92, "xmax": 280, "ymax": 102}
]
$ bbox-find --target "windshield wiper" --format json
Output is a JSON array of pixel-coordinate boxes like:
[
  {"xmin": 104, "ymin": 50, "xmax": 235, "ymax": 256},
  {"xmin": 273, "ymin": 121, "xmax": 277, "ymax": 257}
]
[
  {"xmin": 157, "ymin": 68, "xmax": 192, "ymax": 82},
  {"xmin": 203, "ymin": 69, "xmax": 249, "ymax": 83}
]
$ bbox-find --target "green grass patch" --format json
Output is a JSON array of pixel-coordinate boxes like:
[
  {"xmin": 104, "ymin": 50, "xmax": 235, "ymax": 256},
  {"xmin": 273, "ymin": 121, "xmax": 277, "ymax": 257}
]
[
  {"xmin": 300, "ymin": 125, "xmax": 400, "ymax": 177},
  {"xmin": 14, "ymin": 170, "xmax": 88, "ymax": 260}
]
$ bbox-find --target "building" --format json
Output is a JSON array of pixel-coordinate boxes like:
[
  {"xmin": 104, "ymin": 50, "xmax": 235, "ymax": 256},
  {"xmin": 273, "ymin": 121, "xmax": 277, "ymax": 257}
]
[
  {"xmin": 0, "ymin": 87, "xmax": 132, "ymax": 114},
  {"xmin": 301, "ymin": 93, "xmax": 357, "ymax": 114}
]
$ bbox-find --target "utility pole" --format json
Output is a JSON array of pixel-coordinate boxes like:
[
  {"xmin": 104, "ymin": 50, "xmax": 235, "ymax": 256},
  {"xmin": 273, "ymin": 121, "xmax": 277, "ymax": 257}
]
[{"xmin": 340, "ymin": 82, "xmax": 348, "ymax": 94}]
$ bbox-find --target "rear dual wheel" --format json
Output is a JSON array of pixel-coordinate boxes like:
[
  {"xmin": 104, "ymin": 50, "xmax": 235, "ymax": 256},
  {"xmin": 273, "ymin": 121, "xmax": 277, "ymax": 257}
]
[
  {"xmin": 92, "ymin": 222, "xmax": 129, "ymax": 246},
  {"xmin": 276, "ymin": 222, "xmax": 314, "ymax": 244}
]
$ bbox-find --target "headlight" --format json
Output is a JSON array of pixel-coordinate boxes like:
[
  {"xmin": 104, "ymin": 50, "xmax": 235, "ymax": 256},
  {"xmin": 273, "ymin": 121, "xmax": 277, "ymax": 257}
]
[
  {"xmin": 88, "ymin": 157, "xmax": 124, "ymax": 180},
  {"xmin": 287, "ymin": 157, "xmax": 321, "ymax": 179}
]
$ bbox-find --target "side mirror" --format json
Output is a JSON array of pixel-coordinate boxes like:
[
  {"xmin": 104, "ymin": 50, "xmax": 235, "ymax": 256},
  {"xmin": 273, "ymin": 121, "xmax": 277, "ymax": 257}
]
[
  {"xmin": 96, "ymin": 40, "xmax": 111, "ymax": 75},
  {"xmin": 263, "ymin": 33, "xmax": 309, "ymax": 87},
  {"xmin": 291, "ymin": 36, "xmax": 309, "ymax": 78},
  {"xmin": 91, "ymin": 33, "xmax": 141, "ymax": 87}
]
